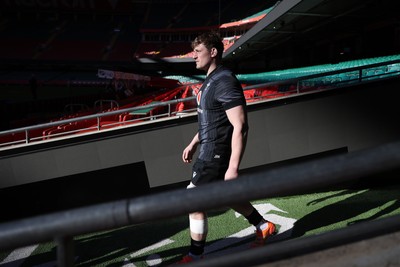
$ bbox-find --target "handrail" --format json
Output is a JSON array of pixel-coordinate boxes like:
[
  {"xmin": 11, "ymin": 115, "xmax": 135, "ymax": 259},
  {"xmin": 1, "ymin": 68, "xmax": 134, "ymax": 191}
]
[
  {"xmin": 0, "ymin": 97, "xmax": 194, "ymax": 137},
  {"xmin": 0, "ymin": 96, "xmax": 197, "ymax": 148},
  {"xmin": 0, "ymin": 140, "xmax": 399, "ymax": 266},
  {"xmin": 0, "ymin": 59, "xmax": 399, "ymax": 149}
]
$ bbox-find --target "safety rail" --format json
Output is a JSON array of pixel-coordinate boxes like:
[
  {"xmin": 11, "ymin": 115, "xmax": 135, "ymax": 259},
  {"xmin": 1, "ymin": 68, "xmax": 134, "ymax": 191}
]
[
  {"xmin": 0, "ymin": 97, "xmax": 197, "ymax": 148},
  {"xmin": 0, "ymin": 59, "xmax": 399, "ymax": 149},
  {"xmin": 0, "ymin": 140, "xmax": 399, "ymax": 266}
]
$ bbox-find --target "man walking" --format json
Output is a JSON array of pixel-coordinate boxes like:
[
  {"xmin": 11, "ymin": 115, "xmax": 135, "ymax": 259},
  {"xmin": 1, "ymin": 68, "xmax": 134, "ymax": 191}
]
[{"xmin": 177, "ymin": 31, "xmax": 276, "ymax": 264}]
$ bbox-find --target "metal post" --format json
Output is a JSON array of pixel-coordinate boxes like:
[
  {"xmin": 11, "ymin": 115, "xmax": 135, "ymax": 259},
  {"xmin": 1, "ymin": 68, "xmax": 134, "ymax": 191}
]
[
  {"xmin": 56, "ymin": 236, "xmax": 74, "ymax": 267},
  {"xmin": 25, "ymin": 129, "xmax": 29, "ymax": 144},
  {"xmin": 296, "ymin": 81, "xmax": 300, "ymax": 94}
]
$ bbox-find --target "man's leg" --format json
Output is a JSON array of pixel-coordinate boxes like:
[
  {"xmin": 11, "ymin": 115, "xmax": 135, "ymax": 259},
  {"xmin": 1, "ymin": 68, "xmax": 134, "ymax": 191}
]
[
  {"xmin": 231, "ymin": 202, "xmax": 276, "ymax": 247},
  {"xmin": 189, "ymin": 211, "xmax": 208, "ymax": 256},
  {"xmin": 175, "ymin": 211, "xmax": 207, "ymax": 264},
  {"xmin": 176, "ymin": 183, "xmax": 208, "ymax": 264}
]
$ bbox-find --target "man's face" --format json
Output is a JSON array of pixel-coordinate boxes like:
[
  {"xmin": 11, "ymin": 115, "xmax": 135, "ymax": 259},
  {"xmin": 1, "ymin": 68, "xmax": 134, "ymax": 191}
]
[{"xmin": 192, "ymin": 43, "xmax": 212, "ymax": 71}]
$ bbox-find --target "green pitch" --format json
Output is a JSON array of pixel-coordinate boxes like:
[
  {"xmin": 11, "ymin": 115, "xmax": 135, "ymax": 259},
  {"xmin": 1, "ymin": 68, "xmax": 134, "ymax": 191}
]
[{"xmin": 1, "ymin": 182, "xmax": 400, "ymax": 266}]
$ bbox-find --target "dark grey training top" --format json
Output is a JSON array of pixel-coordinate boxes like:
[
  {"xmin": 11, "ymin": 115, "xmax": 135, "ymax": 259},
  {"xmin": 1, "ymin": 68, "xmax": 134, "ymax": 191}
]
[{"xmin": 196, "ymin": 65, "xmax": 246, "ymax": 161}]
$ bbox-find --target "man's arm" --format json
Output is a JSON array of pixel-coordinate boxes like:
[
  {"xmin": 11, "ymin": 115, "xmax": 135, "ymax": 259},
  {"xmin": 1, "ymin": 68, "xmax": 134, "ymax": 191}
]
[
  {"xmin": 225, "ymin": 105, "xmax": 248, "ymax": 180},
  {"xmin": 182, "ymin": 132, "xmax": 200, "ymax": 163}
]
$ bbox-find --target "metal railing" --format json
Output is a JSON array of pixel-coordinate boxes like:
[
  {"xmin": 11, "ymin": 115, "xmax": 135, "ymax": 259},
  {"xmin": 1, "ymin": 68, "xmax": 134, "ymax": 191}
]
[
  {"xmin": 0, "ymin": 97, "xmax": 197, "ymax": 148},
  {"xmin": 0, "ymin": 140, "xmax": 399, "ymax": 266},
  {"xmin": 0, "ymin": 59, "xmax": 399, "ymax": 149}
]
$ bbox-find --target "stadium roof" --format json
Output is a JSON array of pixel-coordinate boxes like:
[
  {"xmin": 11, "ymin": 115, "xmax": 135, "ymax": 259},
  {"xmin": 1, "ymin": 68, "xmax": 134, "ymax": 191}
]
[
  {"xmin": 223, "ymin": 0, "xmax": 399, "ymax": 68},
  {"xmin": 136, "ymin": 0, "xmax": 398, "ymax": 73},
  {"xmin": 0, "ymin": 0, "xmax": 397, "ymax": 74}
]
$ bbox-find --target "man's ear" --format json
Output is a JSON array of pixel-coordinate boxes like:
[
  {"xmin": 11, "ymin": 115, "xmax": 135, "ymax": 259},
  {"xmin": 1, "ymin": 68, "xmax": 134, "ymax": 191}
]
[{"xmin": 210, "ymin": 47, "xmax": 218, "ymax": 58}]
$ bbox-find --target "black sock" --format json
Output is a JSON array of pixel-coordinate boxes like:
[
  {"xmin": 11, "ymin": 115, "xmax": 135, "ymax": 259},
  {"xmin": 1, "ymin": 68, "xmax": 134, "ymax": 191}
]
[
  {"xmin": 189, "ymin": 238, "xmax": 205, "ymax": 256},
  {"xmin": 245, "ymin": 208, "xmax": 263, "ymax": 227}
]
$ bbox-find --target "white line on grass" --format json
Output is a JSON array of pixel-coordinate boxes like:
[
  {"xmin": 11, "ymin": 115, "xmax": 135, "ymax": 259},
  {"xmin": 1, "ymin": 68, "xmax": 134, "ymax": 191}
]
[
  {"xmin": 130, "ymin": 238, "xmax": 174, "ymax": 258},
  {"xmin": 0, "ymin": 245, "xmax": 38, "ymax": 266}
]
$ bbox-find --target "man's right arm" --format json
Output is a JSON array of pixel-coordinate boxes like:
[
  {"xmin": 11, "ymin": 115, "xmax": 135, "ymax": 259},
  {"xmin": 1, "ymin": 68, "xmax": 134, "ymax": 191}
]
[{"xmin": 182, "ymin": 133, "xmax": 199, "ymax": 163}]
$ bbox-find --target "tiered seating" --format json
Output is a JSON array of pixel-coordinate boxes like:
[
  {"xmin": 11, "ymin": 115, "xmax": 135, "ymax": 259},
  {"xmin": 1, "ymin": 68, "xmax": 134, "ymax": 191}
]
[
  {"xmin": 243, "ymin": 89, "xmax": 255, "ymax": 100},
  {"xmin": 0, "ymin": 18, "xmax": 54, "ymax": 60},
  {"xmin": 222, "ymin": 36, "xmax": 240, "ymax": 51},
  {"xmin": 42, "ymin": 108, "xmax": 96, "ymax": 138},
  {"xmin": 161, "ymin": 42, "xmax": 192, "ymax": 58},
  {"xmin": 177, "ymin": 82, "xmax": 200, "ymax": 111},
  {"xmin": 2, "ymin": 53, "xmax": 399, "ymax": 146},
  {"xmin": 0, "ymin": 127, "xmax": 45, "ymax": 146},
  {"xmin": 119, "ymin": 86, "xmax": 184, "ymax": 122},
  {"xmin": 105, "ymin": 21, "xmax": 141, "ymax": 62},
  {"xmin": 176, "ymin": 86, "xmax": 189, "ymax": 112},
  {"xmin": 38, "ymin": 86, "xmax": 186, "ymax": 138},
  {"xmin": 243, "ymin": 85, "xmax": 296, "ymax": 102},
  {"xmin": 134, "ymin": 43, "xmax": 163, "ymax": 57},
  {"xmin": 0, "ymin": 39, "xmax": 39, "ymax": 60},
  {"xmin": 134, "ymin": 42, "xmax": 192, "ymax": 58},
  {"xmin": 106, "ymin": 42, "xmax": 135, "ymax": 61},
  {"xmin": 141, "ymin": 2, "xmax": 180, "ymax": 29},
  {"xmin": 40, "ymin": 40, "xmax": 106, "ymax": 61},
  {"xmin": 236, "ymin": 54, "xmax": 400, "ymax": 85},
  {"xmin": 1, "ymin": 17, "xmax": 142, "ymax": 62},
  {"xmin": 176, "ymin": 85, "xmax": 191, "ymax": 112}
]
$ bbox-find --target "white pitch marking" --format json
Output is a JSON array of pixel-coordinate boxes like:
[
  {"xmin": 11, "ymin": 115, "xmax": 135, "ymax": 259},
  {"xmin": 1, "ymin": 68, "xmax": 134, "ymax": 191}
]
[
  {"xmin": 146, "ymin": 254, "xmax": 162, "ymax": 266},
  {"xmin": 0, "ymin": 244, "xmax": 38, "ymax": 266},
  {"xmin": 130, "ymin": 239, "xmax": 174, "ymax": 258},
  {"xmin": 205, "ymin": 203, "xmax": 297, "ymax": 256}
]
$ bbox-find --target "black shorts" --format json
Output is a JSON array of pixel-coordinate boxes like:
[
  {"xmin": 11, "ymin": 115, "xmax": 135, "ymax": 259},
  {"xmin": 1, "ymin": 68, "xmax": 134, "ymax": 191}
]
[{"xmin": 191, "ymin": 158, "xmax": 229, "ymax": 186}]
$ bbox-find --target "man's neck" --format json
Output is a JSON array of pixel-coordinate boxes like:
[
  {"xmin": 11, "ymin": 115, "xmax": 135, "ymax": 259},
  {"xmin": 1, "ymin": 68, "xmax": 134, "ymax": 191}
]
[{"xmin": 206, "ymin": 62, "xmax": 220, "ymax": 76}]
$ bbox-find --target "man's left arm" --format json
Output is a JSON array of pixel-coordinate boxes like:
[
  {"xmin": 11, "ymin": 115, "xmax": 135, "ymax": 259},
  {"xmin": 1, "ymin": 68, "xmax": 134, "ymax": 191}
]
[{"xmin": 225, "ymin": 105, "xmax": 248, "ymax": 180}]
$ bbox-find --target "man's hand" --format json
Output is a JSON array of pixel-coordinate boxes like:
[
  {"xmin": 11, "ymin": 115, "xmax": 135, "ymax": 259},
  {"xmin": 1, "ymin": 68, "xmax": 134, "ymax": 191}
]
[
  {"xmin": 224, "ymin": 167, "xmax": 239, "ymax": 181},
  {"xmin": 182, "ymin": 144, "xmax": 196, "ymax": 163},
  {"xmin": 182, "ymin": 133, "xmax": 200, "ymax": 163}
]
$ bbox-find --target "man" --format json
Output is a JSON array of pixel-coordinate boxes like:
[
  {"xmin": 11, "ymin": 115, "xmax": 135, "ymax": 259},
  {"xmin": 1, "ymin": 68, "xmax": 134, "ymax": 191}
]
[{"xmin": 177, "ymin": 31, "xmax": 276, "ymax": 264}]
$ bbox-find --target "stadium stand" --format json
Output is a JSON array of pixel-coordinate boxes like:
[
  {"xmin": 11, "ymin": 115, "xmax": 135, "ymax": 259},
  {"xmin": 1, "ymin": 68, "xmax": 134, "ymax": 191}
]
[{"xmin": 1, "ymin": 53, "xmax": 399, "ymax": 147}]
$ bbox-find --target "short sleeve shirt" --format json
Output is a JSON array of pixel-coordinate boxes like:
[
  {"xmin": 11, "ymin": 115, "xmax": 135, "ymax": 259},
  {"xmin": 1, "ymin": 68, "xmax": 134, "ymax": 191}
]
[{"xmin": 196, "ymin": 65, "xmax": 246, "ymax": 161}]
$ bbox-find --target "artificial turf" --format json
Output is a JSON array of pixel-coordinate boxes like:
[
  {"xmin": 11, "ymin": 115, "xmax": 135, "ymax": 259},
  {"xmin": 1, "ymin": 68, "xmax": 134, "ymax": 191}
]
[{"xmin": 2, "ymin": 181, "xmax": 399, "ymax": 266}]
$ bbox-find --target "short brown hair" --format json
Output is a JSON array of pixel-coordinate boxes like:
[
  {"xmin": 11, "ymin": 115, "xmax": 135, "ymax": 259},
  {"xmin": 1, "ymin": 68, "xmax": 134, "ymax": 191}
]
[{"xmin": 192, "ymin": 31, "xmax": 224, "ymax": 60}]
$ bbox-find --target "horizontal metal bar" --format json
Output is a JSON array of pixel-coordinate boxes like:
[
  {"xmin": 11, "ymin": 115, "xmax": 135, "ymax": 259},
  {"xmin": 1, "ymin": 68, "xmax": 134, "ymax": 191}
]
[
  {"xmin": 0, "ymin": 140, "xmax": 399, "ymax": 251},
  {"xmin": 0, "ymin": 96, "xmax": 196, "ymax": 137}
]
